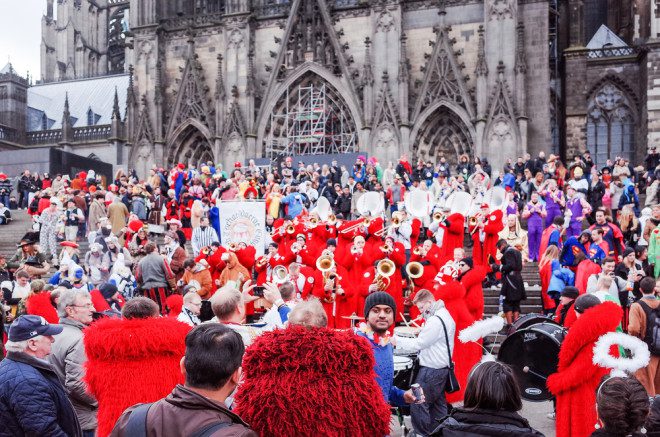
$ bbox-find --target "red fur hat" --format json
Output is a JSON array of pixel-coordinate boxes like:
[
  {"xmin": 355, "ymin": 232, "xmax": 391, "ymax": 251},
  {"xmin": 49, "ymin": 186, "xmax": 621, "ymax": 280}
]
[
  {"xmin": 234, "ymin": 325, "xmax": 391, "ymax": 437},
  {"xmin": 166, "ymin": 294, "xmax": 183, "ymax": 318},
  {"xmin": 25, "ymin": 292, "xmax": 58, "ymax": 324}
]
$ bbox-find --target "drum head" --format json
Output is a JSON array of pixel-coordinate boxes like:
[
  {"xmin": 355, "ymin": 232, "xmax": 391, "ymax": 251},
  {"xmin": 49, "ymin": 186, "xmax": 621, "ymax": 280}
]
[
  {"xmin": 393, "ymin": 356, "xmax": 413, "ymax": 372},
  {"xmin": 394, "ymin": 326, "xmax": 421, "ymax": 338},
  {"xmin": 510, "ymin": 313, "xmax": 555, "ymax": 334},
  {"xmin": 498, "ymin": 323, "xmax": 566, "ymax": 401}
]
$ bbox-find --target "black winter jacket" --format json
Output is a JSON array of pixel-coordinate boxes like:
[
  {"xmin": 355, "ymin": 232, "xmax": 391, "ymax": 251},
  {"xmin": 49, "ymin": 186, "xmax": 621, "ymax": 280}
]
[{"xmin": 431, "ymin": 408, "xmax": 544, "ymax": 436}]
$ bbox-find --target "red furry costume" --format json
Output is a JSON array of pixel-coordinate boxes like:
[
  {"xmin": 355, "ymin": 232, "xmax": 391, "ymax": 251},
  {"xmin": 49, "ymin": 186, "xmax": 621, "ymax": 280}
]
[
  {"xmin": 439, "ymin": 213, "xmax": 465, "ymax": 259},
  {"xmin": 25, "ymin": 292, "xmax": 58, "ymax": 324},
  {"xmin": 84, "ymin": 317, "xmax": 191, "ymax": 437},
  {"xmin": 432, "ymin": 277, "xmax": 481, "ymax": 403},
  {"xmin": 458, "ymin": 265, "xmax": 488, "ymax": 321},
  {"xmin": 233, "ymin": 325, "xmax": 391, "ymax": 437},
  {"xmin": 471, "ymin": 210, "xmax": 504, "ymax": 266},
  {"xmin": 547, "ymin": 301, "xmax": 622, "ymax": 437}
]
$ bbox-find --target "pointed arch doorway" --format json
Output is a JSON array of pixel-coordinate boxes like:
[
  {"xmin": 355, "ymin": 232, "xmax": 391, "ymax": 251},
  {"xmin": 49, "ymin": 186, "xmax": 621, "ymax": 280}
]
[
  {"xmin": 166, "ymin": 121, "xmax": 215, "ymax": 168},
  {"xmin": 411, "ymin": 104, "xmax": 475, "ymax": 165}
]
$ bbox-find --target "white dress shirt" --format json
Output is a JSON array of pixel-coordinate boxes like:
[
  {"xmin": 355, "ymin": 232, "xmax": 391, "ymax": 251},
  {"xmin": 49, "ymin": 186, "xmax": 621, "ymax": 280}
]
[{"xmin": 395, "ymin": 301, "xmax": 456, "ymax": 369}]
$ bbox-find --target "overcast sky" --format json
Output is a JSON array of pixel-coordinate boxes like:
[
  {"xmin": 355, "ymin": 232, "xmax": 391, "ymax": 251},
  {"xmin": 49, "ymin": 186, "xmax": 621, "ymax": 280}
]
[{"xmin": 0, "ymin": 0, "xmax": 45, "ymax": 79}]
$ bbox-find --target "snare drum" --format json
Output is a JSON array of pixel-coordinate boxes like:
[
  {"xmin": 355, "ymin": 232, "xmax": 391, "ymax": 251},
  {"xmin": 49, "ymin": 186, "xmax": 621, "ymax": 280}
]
[
  {"xmin": 393, "ymin": 356, "xmax": 413, "ymax": 372},
  {"xmin": 394, "ymin": 326, "xmax": 421, "ymax": 338}
]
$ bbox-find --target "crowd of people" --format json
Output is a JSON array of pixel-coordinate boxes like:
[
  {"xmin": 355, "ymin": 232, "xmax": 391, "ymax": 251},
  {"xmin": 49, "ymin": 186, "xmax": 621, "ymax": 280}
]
[{"xmin": 1, "ymin": 148, "xmax": 660, "ymax": 436}]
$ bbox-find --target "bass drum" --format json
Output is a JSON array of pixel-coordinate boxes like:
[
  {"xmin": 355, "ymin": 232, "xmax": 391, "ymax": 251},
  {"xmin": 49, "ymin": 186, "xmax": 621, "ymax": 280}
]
[
  {"xmin": 498, "ymin": 322, "xmax": 566, "ymax": 402},
  {"xmin": 509, "ymin": 313, "xmax": 553, "ymax": 335}
]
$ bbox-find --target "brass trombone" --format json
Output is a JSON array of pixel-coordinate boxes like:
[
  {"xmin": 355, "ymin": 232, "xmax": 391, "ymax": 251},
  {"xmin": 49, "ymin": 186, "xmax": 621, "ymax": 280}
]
[
  {"xmin": 340, "ymin": 216, "xmax": 372, "ymax": 234},
  {"xmin": 406, "ymin": 261, "xmax": 424, "ymax": 279},
  {"xmin": 374, "ymin": 215, "xmax": 402, "ymax": 237}
]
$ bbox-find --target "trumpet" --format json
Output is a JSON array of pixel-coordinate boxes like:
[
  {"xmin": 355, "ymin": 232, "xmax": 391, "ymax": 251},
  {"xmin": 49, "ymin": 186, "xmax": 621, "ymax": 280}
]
[
  {"xmin": 373, "ymin": 259, "xmax": 395, "ymax": 290},
  {"xmin": 227, "ymin": 242, "xmax": 238, "ymax": 251},
  {"xmin": 306, "ymin": 216, "xmax": 319, "ymax": 228},
  {"xmin": 380, "ymin": 244, "xmax": 392, "ymax": 253},
  {"xmin": 412, "ymin": 246, "xmax": 424, "ymax": 256},
  {"xmin": 469, "ymin": 213, "xmax": 483, "ymax": 235},
  {"xmin": 256, "ymin": 255, "xmax": 270, "ymax": 268},
  {"xmin": 327, "ymin": 214, "xmax": 337, "ymax": 226},
  {"xmin": 272, "ymin": 265, "xmax": 289, "ymax": 285},
  {"xmin": 432, "ymin": 211, "xmax": 446, "ymax": 223},
  {"xmin": 201, "ymin": 247, "xmax": 211, "ymax": 255}
]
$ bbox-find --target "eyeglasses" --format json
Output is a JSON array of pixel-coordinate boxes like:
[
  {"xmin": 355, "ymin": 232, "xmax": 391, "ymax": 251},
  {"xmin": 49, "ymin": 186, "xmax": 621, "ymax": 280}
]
[{"xmin": 69, "ymin": 303, "xmax": 94, "ymax": 309}]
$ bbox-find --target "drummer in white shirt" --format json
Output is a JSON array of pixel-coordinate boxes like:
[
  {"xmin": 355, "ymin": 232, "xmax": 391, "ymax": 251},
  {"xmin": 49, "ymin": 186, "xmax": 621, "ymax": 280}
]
[{"xmin": 394, "ymin": 289, "xmax": 456, "ymax": 436}]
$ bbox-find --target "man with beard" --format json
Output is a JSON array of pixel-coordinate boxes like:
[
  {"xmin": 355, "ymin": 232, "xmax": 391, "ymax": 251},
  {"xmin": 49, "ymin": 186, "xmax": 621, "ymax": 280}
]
[{"xmin": 355, "ymin": 291, "xmax": 417, "ymax": 406}]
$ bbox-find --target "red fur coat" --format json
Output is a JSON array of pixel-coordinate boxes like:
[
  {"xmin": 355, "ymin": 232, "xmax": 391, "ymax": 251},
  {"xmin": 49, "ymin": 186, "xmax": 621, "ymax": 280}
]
[
  {"xmin": 432, "ymin": 279, "xmax": 481, "ymax": 403},
  {"xmin": 547, "ymin": 302, "xmax": 622, "ymax": 437},
  {"xmin": 84, "ymin": 317, "xmax": 191, "ymax": 437},
  {"xmin": 233, "ymin": 325, "xmax": 391, "ymax": 437},
  {"xmin": 25, "ymin": 292, "xmax": 58, "ymax": 324},
  {"xmin": 459, "ymin": 265, "xmax": 488, "ymax": 321}
]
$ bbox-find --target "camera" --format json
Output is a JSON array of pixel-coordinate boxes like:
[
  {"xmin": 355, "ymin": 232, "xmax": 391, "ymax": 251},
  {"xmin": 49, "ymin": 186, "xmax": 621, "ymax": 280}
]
[{"xmin": 253, "ymin": 286, "xmax": 265, "ymax": 297}]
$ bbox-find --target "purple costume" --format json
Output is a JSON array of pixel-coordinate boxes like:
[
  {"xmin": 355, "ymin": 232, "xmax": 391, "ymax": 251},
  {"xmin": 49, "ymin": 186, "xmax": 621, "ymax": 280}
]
[
  {"xmin": 565, "ymin": 197, "xmax": 584, "ymax": 240},
  {"xmin": 544, "ymin": 190, "xmax": 563, "ymax": 227},
  {"xmin": 526, "ymin": 201, "xmax": 545, "ymax": 262},
  {"xmin": 506, "ymin": 202, "xmax": 518, "ymax": 217}
]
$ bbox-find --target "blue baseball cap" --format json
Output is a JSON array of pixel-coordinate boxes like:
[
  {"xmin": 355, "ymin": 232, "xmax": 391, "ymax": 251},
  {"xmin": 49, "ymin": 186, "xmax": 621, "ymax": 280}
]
[{"xmin": 9, "ymin": 315, "xmax": 63, "ymax": 342}]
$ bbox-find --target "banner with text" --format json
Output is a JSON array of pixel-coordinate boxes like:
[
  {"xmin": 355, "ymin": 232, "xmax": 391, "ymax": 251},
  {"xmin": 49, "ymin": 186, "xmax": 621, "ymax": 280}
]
[{"xmin": 219, "ymin": 201, "xmax": 266, "ymax": 254}]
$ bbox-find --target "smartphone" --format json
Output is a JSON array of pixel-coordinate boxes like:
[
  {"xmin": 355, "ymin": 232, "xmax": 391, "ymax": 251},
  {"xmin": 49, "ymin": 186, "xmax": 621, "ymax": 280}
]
[{"xmin": 253, "ymin": 286, "xmax": 265, "ymax": 297}]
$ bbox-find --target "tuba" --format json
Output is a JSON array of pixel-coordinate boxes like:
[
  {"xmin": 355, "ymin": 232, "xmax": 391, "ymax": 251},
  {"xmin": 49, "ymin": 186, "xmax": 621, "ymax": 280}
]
[
  {"xmin": 272, "ymin": 265, "xmax": 289, "ymax": 285},
  {"xmin": 373, "ymin": 259, "xmax": 395, "ymax": 290}
]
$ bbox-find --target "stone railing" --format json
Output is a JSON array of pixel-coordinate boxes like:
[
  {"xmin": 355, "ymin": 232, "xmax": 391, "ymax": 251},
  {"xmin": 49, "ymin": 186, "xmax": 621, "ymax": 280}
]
[
  {"xmin": 72, "ymin": 125, "xmax": 112, "ymax": 142},
  {"xmin": 26, "ymin": 129, "xmax": 62, "ymax": 145},
  {"xmin": 587, "ymin": 46, "xmax": 638, "ymax": 59},
  {"xmin": 0, "ymin": 126, "xmax": 21, "ymax": 143}
]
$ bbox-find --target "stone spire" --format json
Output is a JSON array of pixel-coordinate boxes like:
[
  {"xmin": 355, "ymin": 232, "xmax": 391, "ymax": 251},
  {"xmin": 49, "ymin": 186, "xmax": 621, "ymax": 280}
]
[
  {"xmin": 112, "ymin": 87, "xmax": 121, "ymax": 120},
  {"xmin": 126, "ymin": 65, "xmax": 136, "ymax": 108},
  {"xmin": 515, "ymin": 22, "xmax": 527, "ymax": 74},
  {"xmin": 475, "ymin": 25, "xmax": 488, "ymax": 77},
  {"xmin": 62, "ymin": 92, "xmax": 71, "ymax": 126},
  {"xmin": 362, "ymin": 37, "xmax": 374, "ymax": 87},
  {"xmin": 61, "ymin": 92, "xmax": 73, "ymax": 144},
  {"xmin": 398, "ymin": 33, "xmax": 409, "ymax": 83},
  {"xmin": 215, "ymin": 54, "xmax": 226, "ymax": 101}
]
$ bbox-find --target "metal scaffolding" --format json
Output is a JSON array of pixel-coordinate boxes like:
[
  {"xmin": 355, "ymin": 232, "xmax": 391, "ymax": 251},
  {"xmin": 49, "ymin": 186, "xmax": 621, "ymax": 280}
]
[{"xmin": 267, "ymin": 82, "xmax": 356, "ymax": 159}]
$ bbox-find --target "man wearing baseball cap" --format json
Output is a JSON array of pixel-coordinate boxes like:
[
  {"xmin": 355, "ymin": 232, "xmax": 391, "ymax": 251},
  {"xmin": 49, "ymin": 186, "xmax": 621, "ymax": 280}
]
[
  {"xmin": 357, "ymin": 292, "xmax": 416, "ymax": 407},
  {"xmin": 0, "ymin": 315, "xmax": 82, "ymax": 437}
]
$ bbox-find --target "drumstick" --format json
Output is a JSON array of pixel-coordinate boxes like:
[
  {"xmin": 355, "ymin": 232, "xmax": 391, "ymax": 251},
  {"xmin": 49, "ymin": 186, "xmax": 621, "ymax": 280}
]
[
  {"xmin": 409, "ymin": 318, "xmax": 422, "ymax": 329},
  {"xmin": 400, "ymin": 313, "xmax": 410, "ymax": 327},
  {"xmin": 522, "ymin": 366, "xmax": 548, "ymax": 381}
]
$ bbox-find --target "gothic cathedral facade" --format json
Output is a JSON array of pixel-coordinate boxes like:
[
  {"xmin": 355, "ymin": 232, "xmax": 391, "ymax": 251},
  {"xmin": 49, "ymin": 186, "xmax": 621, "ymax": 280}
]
[{"xmin": 116, "ymin": 0, "xmax": 548, "ymax": 176}]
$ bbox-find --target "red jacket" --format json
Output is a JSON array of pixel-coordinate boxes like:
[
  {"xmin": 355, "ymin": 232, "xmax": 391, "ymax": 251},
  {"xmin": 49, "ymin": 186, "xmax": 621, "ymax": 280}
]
[
  {"xmin": 84, "ymin": 317, "xmax": 191, "ymax": 437},
  {"xmin": 471, "ymin": 210, "xmax": 504, "ymax": 266},
  {"xmin": 547, "ymin": 302, "xmax": 622, "ymax": 437},
  {"xmin": 439, "ymin": 213, "xmax": 465, "ymax": 259},
  {"xmin": 459, "ymin": 266, "xmax": 488, "ymax": 321},
  {"xmin": 25, "ymin": 292, "xmax": 58, "ymax": 324}
]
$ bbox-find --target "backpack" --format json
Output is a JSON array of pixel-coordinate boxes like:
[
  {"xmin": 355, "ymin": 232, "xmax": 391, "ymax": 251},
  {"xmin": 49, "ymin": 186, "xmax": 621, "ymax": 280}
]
[
  {"xmin": 123, "ymin": 403, "xmax": 232, "ymax": 437},
  {"xmin": 637, "ymin": 300, "xmax": 660, "ymax": 356}
]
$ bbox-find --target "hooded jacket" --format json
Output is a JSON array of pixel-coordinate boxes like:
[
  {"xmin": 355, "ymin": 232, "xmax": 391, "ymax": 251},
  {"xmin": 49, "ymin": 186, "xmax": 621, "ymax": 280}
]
[
  {"xmin": 25, "ymin": 291, "xmax": 58, "ymax": 324},
  {"xmin": 547, "ymin": 302, "xmax": 623, "ymax": 437},
  {"xmin": 218, "ymin": 252, "xmax": 250, "ymax": 288},
  {"xmin": 83, "ymin": 316, "xmax": 190, "ymax": 437},
  {"xmin": 459, "ymin": 265, "xmax": 488, "ymax": 321},
  {"xmin": 233, "ymin": 325, "xmax": 391, "ymax": 437}
]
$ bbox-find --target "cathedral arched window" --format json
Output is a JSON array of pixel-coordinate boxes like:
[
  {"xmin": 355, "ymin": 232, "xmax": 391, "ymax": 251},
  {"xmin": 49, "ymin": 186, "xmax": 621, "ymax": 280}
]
[
  {"xmin": 586, "ymin": 83, "xmax": 635, "ymax": 167},
  {"xmin": 108, "ymin": 7, "xmax": 128, "ymax": 73}
]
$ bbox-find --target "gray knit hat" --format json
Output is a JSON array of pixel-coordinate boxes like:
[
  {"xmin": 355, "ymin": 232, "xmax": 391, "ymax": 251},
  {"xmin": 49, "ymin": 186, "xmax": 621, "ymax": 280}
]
[{"xmin": 364, "ymin": 291, "xmax": 396, "ymax": 319}]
